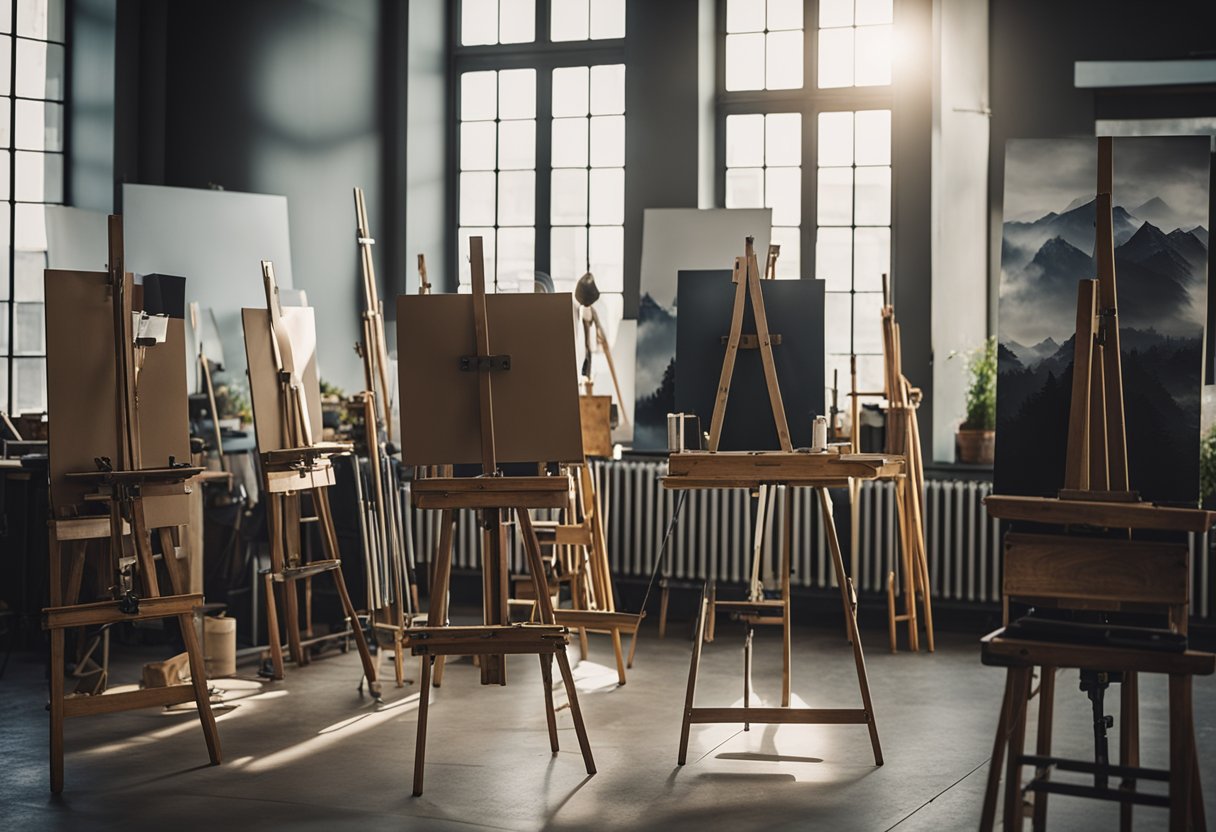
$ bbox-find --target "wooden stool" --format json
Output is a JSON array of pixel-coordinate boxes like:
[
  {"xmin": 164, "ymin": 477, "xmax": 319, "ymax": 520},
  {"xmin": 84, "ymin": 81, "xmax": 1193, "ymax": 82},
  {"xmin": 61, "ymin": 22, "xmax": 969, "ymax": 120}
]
[{"xmin": 979, "ymin": 532, "xmax": 1212, "ymax": 831}]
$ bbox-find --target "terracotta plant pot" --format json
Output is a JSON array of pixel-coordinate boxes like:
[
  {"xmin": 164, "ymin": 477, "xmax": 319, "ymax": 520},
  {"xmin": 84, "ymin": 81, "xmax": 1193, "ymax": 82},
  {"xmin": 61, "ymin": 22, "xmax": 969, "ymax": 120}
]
[{"xmin": 956, "ymin": 428, "xmax": 995, "ymax": 465}]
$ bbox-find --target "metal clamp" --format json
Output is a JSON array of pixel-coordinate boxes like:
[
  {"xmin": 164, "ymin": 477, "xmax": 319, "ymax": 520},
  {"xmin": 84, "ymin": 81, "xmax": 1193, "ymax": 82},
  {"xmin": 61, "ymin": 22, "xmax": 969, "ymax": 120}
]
[{"xmin": 459, "ymin": 354, "xmax": 511, "ymax": 372}]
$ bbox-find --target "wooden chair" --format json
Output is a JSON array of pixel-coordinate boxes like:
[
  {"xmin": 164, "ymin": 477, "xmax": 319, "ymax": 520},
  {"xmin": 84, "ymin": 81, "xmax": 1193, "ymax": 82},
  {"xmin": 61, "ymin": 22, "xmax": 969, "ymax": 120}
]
[{"xmin": 979, "ymin": 531, "xmax": 1212, "ymax": 831}]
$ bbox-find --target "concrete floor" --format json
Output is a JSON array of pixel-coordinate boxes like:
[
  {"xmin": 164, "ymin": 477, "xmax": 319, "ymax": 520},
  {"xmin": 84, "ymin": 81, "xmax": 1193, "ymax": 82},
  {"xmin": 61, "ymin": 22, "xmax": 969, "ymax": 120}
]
[{"xmin": 3, "ymin": 616, "xmax": 1214, "ymax": 831}]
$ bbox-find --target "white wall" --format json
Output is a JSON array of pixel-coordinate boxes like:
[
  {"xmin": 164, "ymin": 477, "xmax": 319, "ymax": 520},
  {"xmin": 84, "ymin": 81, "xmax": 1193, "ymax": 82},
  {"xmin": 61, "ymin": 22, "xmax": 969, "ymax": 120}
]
[{"xmin": 930, "ymin": 0, "xmax": 990, "ymax": 461}]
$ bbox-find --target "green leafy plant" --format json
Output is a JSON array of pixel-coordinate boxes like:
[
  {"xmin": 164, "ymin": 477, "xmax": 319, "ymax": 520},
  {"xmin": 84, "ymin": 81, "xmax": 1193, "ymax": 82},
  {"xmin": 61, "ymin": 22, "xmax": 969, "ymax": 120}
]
[
  {"xmin": 958, "ymin": 336, "xmax": 997, "ymax": 431},
  {"xmin": 212, "ymin": 378, "xmax": 252, "ymax": 424},
  {"xmin": 319, "ymin": 379, "xmax": 346, "ymax": 400},
  {"xmin": 1201, "ymin": 423, "xmax": 1216, "ymax": 502}
]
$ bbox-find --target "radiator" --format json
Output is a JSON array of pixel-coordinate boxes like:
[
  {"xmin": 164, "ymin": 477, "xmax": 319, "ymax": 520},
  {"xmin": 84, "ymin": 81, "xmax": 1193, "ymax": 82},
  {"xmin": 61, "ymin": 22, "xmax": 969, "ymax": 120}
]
[{"xmin": 404, "ymin": 460, "xmax": 1214, "ymax": 617}]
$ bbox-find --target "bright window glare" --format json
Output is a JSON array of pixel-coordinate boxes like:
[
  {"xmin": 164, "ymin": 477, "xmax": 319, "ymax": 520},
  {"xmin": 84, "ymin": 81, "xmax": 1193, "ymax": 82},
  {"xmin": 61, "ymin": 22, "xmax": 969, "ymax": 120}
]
[
  {"xmin": 725, "ymin": 32, "xmax": 765, "ymax": 91},
  {"xmin": 819, "ymin": 0, "xmax": 853, "ymax": 28},
  {"xmin": 552, "ymin": 0, "xmax": 588, "ymax": 41},
  {"xmin": 462, "ymin": 0, "xmax": 498, "ymax": 45},
  {"xmin": 499, "ymin": 0, "xmax": 535, "ymax": 43},
  {"xmin": 590, "ymin": 0, "xmax": 625, "ymax": 39},
  {"xmin": 765, "ymin": 30, "xmax": 802, "ymax": 90},
  {"xmin": 854, "ymin": 25, "xmax": 892, "ymax": 86},
  {"xmin": 726, "ymin": 0, "xmax": 764, "ymax": 34},
  {"xmin": 766, "ymin": 0, "xmax": 802, "ymax": 31},
  {"xmin": 818, "ymin": 27, "xmax": 853, "ymax": 88},
  {"xmin": 855, "ymin": 0, "xmax": 893, "ymax": 26}
]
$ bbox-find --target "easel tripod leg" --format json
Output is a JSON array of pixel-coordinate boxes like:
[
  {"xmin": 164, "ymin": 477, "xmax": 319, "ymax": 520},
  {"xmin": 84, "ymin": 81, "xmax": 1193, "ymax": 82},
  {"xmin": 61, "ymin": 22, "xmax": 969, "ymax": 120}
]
[
  {"xmin": 179, "ymin": 611, "xmax": 222, "ymax": 764},
  {"xmin": 49, "ymin": 625, "xmax": 64, "ymax": 794},
  {"xmin": 540, "ymin": 653, "xmax": 560, "ymax": 753},
  {"xmin": 1003, "ymin": 667, "xmax": 1031, "ymax": 832},
  {"xmin": 413, "ymin": 655, "xmax": 433, "ymax": 796},
  {"xmin": 1033, "ymin": 666, "xmax": 1056, "ymax": 831},
  {"xmin": 780, "ymin": 485, "xmax": 792, "ymax": 708},
  {"xmin": 979, "ymin": 670, "xmax": 1015, "ymax": 832},
  {"xmin": 263, "ymin": 571, "xmax": 285, "ymax": 680},
  {"xmin": 1120, "ymin": 670, "xmax": 1138, "ymax": 832},
  {"xmin": 555, "ymin": 647, "xmax": 595, "ymax": 775},
  {"xmin": 743, "ymin": 627, "xmax": 753, "ymax": 731},
  {"xmin": 333, "ymin": 565, "xmax": 380, "ymax": 697},
  {"xmin": 678, "ymin": 587, "xmax": 709, "ymax": 765},
  {"xmin": 819, "ymin": 488, "xmax": 883, "ymax": 765}
]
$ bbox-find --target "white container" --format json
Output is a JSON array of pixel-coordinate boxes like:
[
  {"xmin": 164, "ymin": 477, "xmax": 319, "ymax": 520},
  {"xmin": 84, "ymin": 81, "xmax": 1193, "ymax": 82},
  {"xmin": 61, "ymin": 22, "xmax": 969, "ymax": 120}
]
[{"xmin": 203, "ymin": 615, "xmax": 237, "ymax": 678}]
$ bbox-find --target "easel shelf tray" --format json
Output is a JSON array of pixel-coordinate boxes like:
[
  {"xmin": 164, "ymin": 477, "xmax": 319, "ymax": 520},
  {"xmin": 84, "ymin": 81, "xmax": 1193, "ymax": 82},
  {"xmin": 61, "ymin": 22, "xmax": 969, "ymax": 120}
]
[
  {"xmin": 664, "ymin": 450, "xmax": 904, "ymax": 489},
  {"xmin": 983, "ymin": 495, "xmax": 1216, "ymax": 533},
  {"xmin": 411, "ymin": 475, "xmax": 571, "ymax": 510}
]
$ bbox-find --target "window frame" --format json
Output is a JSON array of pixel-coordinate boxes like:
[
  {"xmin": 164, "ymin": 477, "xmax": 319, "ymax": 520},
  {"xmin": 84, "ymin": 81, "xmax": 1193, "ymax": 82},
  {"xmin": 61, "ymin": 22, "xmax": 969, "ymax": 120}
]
[
  {"xmin": 449, "ymin": 0, "xmax": 625, "ymax": 288},
  {"xmin": 715, "ymin": 0, "xmax": 896, "ymax": 398},
  {"xmin": 3, "ymin": 0, "xmax": 68, "ymax": 415}
]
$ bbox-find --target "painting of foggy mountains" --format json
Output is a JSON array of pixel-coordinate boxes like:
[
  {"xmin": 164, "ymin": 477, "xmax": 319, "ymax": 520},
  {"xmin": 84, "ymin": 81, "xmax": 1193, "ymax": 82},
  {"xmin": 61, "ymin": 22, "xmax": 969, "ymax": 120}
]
[{"xmin": 995, "ymin": 136, "xmax": 1210, "ymax": 504}]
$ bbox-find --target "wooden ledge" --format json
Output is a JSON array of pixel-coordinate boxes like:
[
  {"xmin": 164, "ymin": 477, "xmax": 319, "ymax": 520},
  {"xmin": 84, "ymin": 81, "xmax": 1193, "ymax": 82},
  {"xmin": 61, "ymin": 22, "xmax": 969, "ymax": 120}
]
[
  {"xmin": 980, "ymin": 628, "xmax": 1216, "ymax": 676},
  {"xmin": 276, "ymin": 559, "xmax": 343, "ymax": 581},
  {"xmin": 552, "ymin": 609, "xmax": 643, "ymax": 631},
  {"xmin": 663, "ymin": 450, "xmax": 903, "ymax": 489},
  {"xmin": 65, "ymin": 466, "xmax": 203, "ymax": 486},
  {"xmin": 411, "ymin": 475, "xmax": 571, "ymax": 510},
  {"xmin": 984, "ymin": 494, "xmax": 1216, "ymax": 533}
]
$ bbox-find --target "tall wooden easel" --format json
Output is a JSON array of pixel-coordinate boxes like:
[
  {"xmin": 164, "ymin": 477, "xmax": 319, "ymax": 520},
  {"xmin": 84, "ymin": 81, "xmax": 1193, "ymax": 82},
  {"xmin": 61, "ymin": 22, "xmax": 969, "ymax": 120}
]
[
  {"xmin": 352, "ymin": 187, "xmax": 414, "ymax": 688},
  {"xmin": 981, "ymin": 137, "xmax": 1210, "ymax": 831},
  {"xmin": 43, "ymin": 216, "xmax": 220, "ymax": 793},
  {"xmin": 401, "ymin": 236, "xmax": 596, "ymax": 796},
  {"xmin": 848, "ymin": 276, "xmax": 934, "ymax": 652},
  {"xmin": 667, "ymin": 237, "xmax": 893, "ymax": 768},
  {"xmin": 242, "ymin": 262, "xmax": 379, "ymax": 697}
]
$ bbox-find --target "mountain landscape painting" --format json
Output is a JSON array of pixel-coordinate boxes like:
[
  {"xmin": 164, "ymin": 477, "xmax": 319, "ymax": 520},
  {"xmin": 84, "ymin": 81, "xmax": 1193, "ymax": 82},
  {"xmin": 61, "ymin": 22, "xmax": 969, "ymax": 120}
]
[
  {"xmin": 633, "ymin": 208, "xmax": 771, "ymax": 450},
  {"xmin": 995, "ymin": 136, "xmax": 1210, "ymax": 504}
]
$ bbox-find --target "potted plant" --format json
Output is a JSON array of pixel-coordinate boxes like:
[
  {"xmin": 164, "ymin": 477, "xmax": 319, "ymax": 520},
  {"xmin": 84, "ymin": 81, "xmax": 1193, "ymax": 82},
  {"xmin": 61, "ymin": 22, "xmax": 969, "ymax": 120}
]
[{"xmin": 956, "ymin": 336, "xmax": 996, "ymax": 465}]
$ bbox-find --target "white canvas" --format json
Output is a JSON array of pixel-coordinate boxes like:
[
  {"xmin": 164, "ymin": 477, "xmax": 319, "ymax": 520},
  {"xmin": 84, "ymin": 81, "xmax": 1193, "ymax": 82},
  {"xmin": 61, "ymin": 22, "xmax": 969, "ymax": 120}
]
[
  {"xmin": 633, "ymin": 208, "xmax": 772, "ymax": 449},
  {"xmin": 123, "ymin": 184, "xmax": 294, "ymax": 393}
]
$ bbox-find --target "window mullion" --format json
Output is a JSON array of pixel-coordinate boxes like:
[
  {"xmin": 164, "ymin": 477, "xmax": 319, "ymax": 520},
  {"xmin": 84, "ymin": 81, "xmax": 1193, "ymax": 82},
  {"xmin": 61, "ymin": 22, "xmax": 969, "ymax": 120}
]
[{"xmin": 535, "ymin": 68, "xmax": 553, "ymax": 278}]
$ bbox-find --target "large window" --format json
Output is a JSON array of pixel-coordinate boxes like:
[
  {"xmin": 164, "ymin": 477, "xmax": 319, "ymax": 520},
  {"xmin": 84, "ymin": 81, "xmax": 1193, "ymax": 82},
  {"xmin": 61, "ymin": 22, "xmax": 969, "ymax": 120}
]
[
  {"xmin": 1, "ymin": 0, "xmax": 64, "ymax": 416},
  {"xmin": 719, "ymin": 0, "xmax": 893, "ymax": 402},
  {"xmin": 454, "ymin": 0, "xmax": 626, "ymax": 337}
]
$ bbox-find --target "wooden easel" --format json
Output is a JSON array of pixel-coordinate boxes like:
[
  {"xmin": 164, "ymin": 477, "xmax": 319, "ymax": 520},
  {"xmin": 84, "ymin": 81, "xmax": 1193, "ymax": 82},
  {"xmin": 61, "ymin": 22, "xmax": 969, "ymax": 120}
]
[
  {"xmin": 402, "ymin": 236, "xmax": 596, "ymax": 796},
  {"xmin": 352, "ymin": 187, "xmax": 415, "ymax": 688},
  {"xmin": 981, "ymin": 137, "xmax": 1210, "ymax": 831},
  {"xmin": 848, "ymin": 275, "xmax": 934, "ymax": 652},
  {"xmin": 243, "ymin": 261, "xmax": 379, "ymax": 696},
  {"xmin": 698, "ymin": 238, "xmax": 791, "ymax": 663},
  {"xmin": 44, "ymin": 215, "xmax": 219, "ymax": 793},
  {"xmin": 667, "ymin": 237, "xmax": 891, "ymax": 768}
]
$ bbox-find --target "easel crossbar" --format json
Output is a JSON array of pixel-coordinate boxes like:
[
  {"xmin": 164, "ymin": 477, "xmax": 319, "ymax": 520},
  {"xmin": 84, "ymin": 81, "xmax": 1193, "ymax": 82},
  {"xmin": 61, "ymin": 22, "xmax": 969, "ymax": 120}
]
[
  {"xmin": 62, "ymin": 685, "xmax": 198, "ymax": 718},
  {"xmin": 44, "ymin": 594, "xmax": 202, "ymax": 630},
  {"xmin": 686, "ymin": 707, "xmax": 871, "ymax": 725}
]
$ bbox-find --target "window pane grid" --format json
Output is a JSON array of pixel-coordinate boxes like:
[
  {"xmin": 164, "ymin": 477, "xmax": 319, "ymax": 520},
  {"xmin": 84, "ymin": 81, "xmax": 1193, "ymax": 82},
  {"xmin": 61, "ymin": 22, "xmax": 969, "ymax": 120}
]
[
  {"xmin": 457, "ymin": 68, "xmax": 537, "ymax": 289},
  {"xmin": 550, "ymin": 63, "xmax": 624, "ymax": 306},
  {"xmin": 551, "ymin": 0, "xmax": 625, "ymax": 43},
  {"xmin": 725, "ymin": 111, "xmax": 801, "ymax": 278},
  {"xmin": 725, "ymin": 0, "xmax": 803, "ymax": 91},
  {"xmin": 4, "ymin": 0, "xmax": 62, "ymax": 413},
  {"xmin": 817, "ymin": 0, "xmax": 892, "ymax": 89},
  {"xmin": 817, "ymin": 106, "xmax": 891, "ymax": 397}
]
